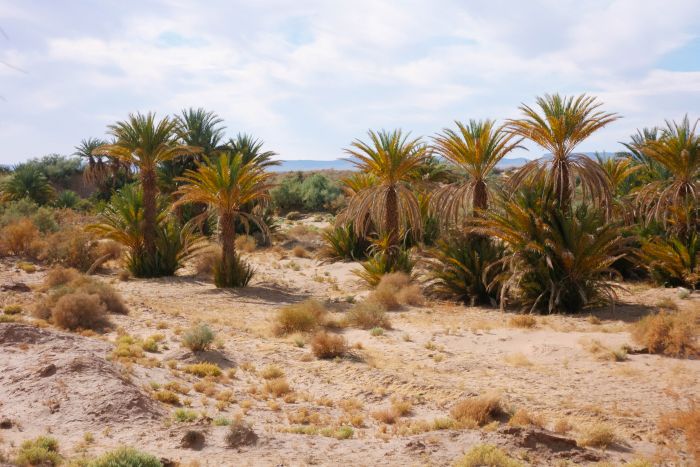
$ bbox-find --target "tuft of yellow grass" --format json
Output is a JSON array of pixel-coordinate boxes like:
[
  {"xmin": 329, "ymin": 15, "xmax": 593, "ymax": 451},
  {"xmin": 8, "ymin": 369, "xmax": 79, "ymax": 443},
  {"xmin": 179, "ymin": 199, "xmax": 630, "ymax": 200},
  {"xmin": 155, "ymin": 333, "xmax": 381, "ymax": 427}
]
[
  {"xmin": 263, "ymin": 377, "xmax": 292, "ymax": 397},
  {"xmin": 450, "ymin": 395, "xmax": 503, "ymax": 427},
  {"xmin": 184, "ymin": 363, "xmax": 222, "ymax": 377},
  {"xmin": 508, "ymin": 314, "xmax": 537, "ymax": 328},
  {"xmin": 503, "ymin": 352, "xmax": 533, "ymax": 367},
  {"xmin": 578, "ymin": 423, "xmax": 617, "ymax": 448}
]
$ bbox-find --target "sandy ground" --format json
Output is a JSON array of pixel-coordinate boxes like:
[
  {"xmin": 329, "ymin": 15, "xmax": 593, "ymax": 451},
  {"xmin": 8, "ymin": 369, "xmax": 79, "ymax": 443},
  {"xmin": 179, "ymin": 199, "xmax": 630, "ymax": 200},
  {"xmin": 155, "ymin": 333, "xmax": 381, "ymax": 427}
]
[{"xmin": 0, "ymin": 222, "xmax": 698, "ymax": 466}]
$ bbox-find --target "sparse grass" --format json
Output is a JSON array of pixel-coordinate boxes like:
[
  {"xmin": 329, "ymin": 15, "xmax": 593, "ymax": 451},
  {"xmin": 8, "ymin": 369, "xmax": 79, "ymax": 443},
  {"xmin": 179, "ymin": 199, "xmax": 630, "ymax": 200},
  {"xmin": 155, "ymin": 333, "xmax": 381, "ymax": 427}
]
[
  {"xmin": 15, "ymin": 436, "xmax": 61, "ymax": 467},
  {"xmin": 553, "ymin": 418, "xmax": 572, "ymax": 434},
  {"xmin": 214, "ymin": 416, "xmax": 232, "ymax": 426},
  {"xmin": 3, "ymin": 304, "xmax": 22, "ymax": 315},
  {"xmin": 368, "ymin": 272, "xmax": 424, "ymax": 310},
  {"xmin": 503, "ymin": 352, "xmax": 533, "ymax": 367},
  {"xmin": 173, "ymin": 408, "xmax": 198, "ymax": 423},
  {"xmin": 370, "ymin": 327, "xmax": 384, "ymax": 336},
  {"xmin": 631, "ymin": 310, "xmax": 697, "ymax": 357},
  {"xmin": 153, "ymin": 390, "xmax": 181, "ymax": 406},
  {"xmin": 274, "ymin": 300, "xmax": 327, "ymax": 335},
  {"xmin": 235, "ymin": 235, "xmax": 257, "ymax": 253},
  {"xmin": 292, "ymin": 245, "xmax": 308, "ymax": 258},
  {"xmin": 450, "ymin": 395, "xmax": 503, "ymax": 427},
  {"xmin": 508, "ymin": 408, "xmax": 545, "ymax": 428},
  {"xmin": 390, "ymin": 398, "xmax": 413, "ymax": 416},
  {"xmin": 184, "ymin": 362, "xmax": 222, "ymax": 377},
  {"xmin": 90, "ymin": 447, "xmax": 161, "ymax": 467},
  {"xmin": 454, "ymin": 444, "xmax": 522, "ymax": 467},
  {"xmin": 659, "ymin": 402, "xmax": 700, "ymax": 464},
  {"xmin": 656, "ymin": 297, "xmax": 678, "ymax": 310},
  {"xmin": 263, "ymin": 377, "xmax": 292, "ymax": 397},
  {"xmin": 344, "ymin": 301, "xmax": 391, "ymax": 329},
  {"xmin": 310, "ymin": 331, "xmax": 348, "ymax": 359},
  {"xmin": 508, "ymin": 314, "xmax": 537, "ymax": 328},
  {"xmin": 578, "ymin": 423, "xmax": 617, "ymax": 448},
  {"xmin": 181, "ymin": 323, "xmax": 215, "ymax": 352},
  {"xmin": 579, "ymin": 338, "xmax": 629, "ymax": 361},
  {"xmin": 260, "ymin": 364, "xmax": 285, "ymax": 379},
  {"xmin": 372, "ymin": 408, "xmax": 397, "ymax": 424}
]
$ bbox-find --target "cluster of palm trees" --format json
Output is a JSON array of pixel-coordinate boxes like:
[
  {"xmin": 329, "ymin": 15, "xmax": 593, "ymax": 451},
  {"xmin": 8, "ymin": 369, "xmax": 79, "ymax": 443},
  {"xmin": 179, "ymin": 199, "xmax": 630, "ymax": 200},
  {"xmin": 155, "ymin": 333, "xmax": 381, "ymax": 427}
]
[{"xmin": 333, "ymin": 94, "xmax": 698, "ymax": 312}]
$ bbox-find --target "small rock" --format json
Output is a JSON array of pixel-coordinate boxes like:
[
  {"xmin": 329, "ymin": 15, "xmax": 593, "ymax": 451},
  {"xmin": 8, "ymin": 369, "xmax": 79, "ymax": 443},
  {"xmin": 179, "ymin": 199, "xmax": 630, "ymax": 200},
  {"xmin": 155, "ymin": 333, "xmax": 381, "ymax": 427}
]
[
  {"xmin": 0, "ymin": 418, "xmax": 12, "ymax": 429},
  {"xmin": 38, "ymin": 363, "xmax": 57, "ymax": 377}
]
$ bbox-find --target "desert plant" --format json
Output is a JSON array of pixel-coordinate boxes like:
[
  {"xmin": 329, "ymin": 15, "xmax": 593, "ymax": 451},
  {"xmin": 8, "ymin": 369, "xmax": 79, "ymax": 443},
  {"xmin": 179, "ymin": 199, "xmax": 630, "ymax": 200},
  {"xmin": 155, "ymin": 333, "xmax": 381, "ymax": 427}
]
[
  {"xmin": 90, "ymin": 447, "xmax": 162, "ymax": 467},
  {"xmin": 0, "ymin": 218, "xmax": 39, "ymax": 257},
  {"xmin": 320, "ymin": 223, "xmax": 371, "ymax": 262},
  {"xmin": 174, "ymin": 152, "xmax": 272, "ymax": 287},
  {"xmin": 181, "ymin": 323, "xmax": 215, "ymax": 352},
  {"xmin": 631, "ymin": 311, "xmax": 697, "ymax": 357},
  {"xmin": 431, "ymin": 119, "xmax": 522, "ymax": 223},
  {"xmin": 578, "ymin": 423, "xmax": 617, "ymax": 448},
  {"xmin": 310, "ymin": 331, "xmax": 348, "ymax": 359},
  {"xmin": 15, "ymin": 436, "xmax": 61, "ymax": 466},
  {"xmin": 355, "ymin": 234, "xmax": 415, "ymax": 286},
  {"xmin": 51, "ymin": 292, "xmax": 111, "ymax": 331},
  {"xmin": 341, "ymin": 129, "xmax": 429, "ymax": 270},
  {"xmin": 454, "ymin": 445, "xmax": 522, "ymax": 467},
  {"xmin": 506, "ymin": 93, "xmax": 618, "ymax": 211},
  {"xmin": 274, "ymin": 300, "xmax": 327, "ymax": 335},
  {"xmin": 428, "ymin": 233, "xmax": 505, "ymax": 306},
  {"xmin": 344, "ymin": 302, "xmax": 391, "ymax": 329},
  {"xmin": 659, "ymin": 402, "xmax": 700, "ymax": 464},
  {"xmin": 184, "ymin": 362, "xmax": 222, "ymax": 377},
  {"xmin": 642, "ymin": 231, "xmax": 699, "ymax": 288},
  {"xmin": 450, "ymin": 395, "xmax": 504, "ymax": 426},
  {"xmin": 1, "ymin": 165, "xmax": 55, "ymax": 205}
]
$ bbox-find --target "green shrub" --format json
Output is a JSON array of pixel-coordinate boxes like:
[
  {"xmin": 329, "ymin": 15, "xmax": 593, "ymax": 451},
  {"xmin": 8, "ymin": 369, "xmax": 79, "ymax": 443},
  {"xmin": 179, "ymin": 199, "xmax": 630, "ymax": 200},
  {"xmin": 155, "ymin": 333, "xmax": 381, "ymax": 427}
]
[
  {"xmin": 15, "ymin": 436, "xmax": 61, "ymax": 466},
  {"xmin": 454, "ymin": 444, "xmax": 522, "ymax": 467},
  {"xmin": 54, "ymin": 190, "xmax": 81, "ymax": 209},
  {"xmin": 428, "ymin": 234, "xmax": 505, "ymax": 306},
  {"xmin": 355, "ymin": 248, "xmax": 414, "ymax": 287},
  {"xmin": 320, "ymin": 223, "xmax": 371, "ymax": 262},
  {"xmin": 1, "ymin": 165, "xmax": 55, "ymax": 205},
  {"xmin": 643, "ymin": 231, "xmax": 699, "ymax": 288},
  {"xmin": 271, "ymin": 172, "xmax": 342, "ymax": 212},
  {"xmin": 214, "ymin": 253, "xmax": 254, "ymax": 288},
  {"xmin": 181, "ymin": 323, "xmax": 215, "ymax": 352},
  {"xmin": 89, "ymin": 446, "xmax": 162, "ymax": 467}
]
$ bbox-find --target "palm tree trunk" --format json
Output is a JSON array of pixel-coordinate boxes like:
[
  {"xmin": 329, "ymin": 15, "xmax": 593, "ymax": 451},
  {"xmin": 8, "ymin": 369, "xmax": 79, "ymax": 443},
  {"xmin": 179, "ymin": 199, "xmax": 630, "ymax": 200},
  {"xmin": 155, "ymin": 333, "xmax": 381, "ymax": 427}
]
[
  {"xmin": 220, "ymin": 211, "xmax": 236, "ymax": 287},
  {"xmin": 386, "ymin": 186, "xmax": 399, "ymax": 268},
  {"xmin": 554, "ymin": 158, "xmax": 571, "ymax": 211},
  {"xmin": 473, "ymin": 179, "xmax": 488, "ymax": 215},
  {"xmin": 141, "ymin": 168, "xmax": 158, "ymax": 265}
]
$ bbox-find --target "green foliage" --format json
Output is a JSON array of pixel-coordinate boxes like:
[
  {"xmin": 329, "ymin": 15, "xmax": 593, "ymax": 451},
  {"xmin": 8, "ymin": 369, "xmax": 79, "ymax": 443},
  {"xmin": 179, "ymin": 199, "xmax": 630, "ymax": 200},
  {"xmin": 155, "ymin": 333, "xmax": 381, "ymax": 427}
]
[
  {"xmin": 454, "ymin": 444, "xmax": 522, "ymax": 467},
  {"xmin": 1, "ymin": 165, "xmax": 55, "ymax": 205},
  {"xmin": 643, "ymin": 231, "xmax": 700, "ymax": 288},
  {"xmin": 89, "ymin": 184, "xmax": 202, "ymax": 277},
  {"xmin": 181, "ymin": 323, "xmax": 215, "ymax": 352},
  {"xmin": 15, "ymin": 436, "xmax": 61, "ymax": 466},
  {"xmin": 356, "ymin": 247, "xmax": 414, "ymax": 287},
  {"xmin": 0, "ymin": 198, "xmax": 58, "ymax": 232},
  {"xmin": 54, "ymin": 190, "xmax": 81, "ymax": 209},
  {"xmin": 88, "ymin": 447, "xmax": 162, "ymax": 467},
  {"xmin": 271, "ymin": 172, "xmax": 342, "ymax": 212},
  {"xmin": 19, "ymin": 154, "xmax": 82, "ymax": 187},
  {"xmin": 320, "ymin": 223, "xmax": 371, "ymax": 262},
  {"xmin": 214, "ymin": 253, "xmax": 255, "ymax": 287},
  {"xmin": 428, "ymin": 234, "xmax": 505, "ymax": 306}
]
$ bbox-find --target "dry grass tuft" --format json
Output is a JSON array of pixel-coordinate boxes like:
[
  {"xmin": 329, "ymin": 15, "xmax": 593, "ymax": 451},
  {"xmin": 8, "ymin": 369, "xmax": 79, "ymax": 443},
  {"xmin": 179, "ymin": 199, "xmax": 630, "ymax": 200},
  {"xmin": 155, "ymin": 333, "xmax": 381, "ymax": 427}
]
[
  {"xmin": 508, "ymin": 314, "xmax": 537, "ymax": 328},
  {"xmin": 291, "ymin": 245, "xmax": 308, "ymax": 258},
  {"xmin": 344, "ymin": 302, "xmax": 391, "ymax": 330},
  {"xmin": 372, "ymin": 408, "xmax": 397, "ymax": 425},
  {"xmin": 553, "ymin": 418, "xmax": 572, "ymax": 434},
  {"xmin": 631, "ymin": 311, "xmax": 697, "ymax": 357},
  {"xmin": 260, "ymin": 364, "xmax": 284, "ymax": 380},
  {"xmin": 52, "ymin": 292, "xmax": 111, "ymax": 331},
  {"xmin": 153, "ymin": 390, "xmax": 181, "ymax": 406},
  {"xmin": 508, "ymin": 408, "xmax": 545, "ymax": 428},
  {"xmin": 181, "ymin": 323, "xmax": 215, "ymax": 352},
  {"xmin": 579, "ymin": 338, "xmax": 628, "ymax": 362},
  {"xmin": 577, "ymin": 423, "xmax": 617, "ymax": 448},
  {"xmin": 658, "ymin": 402, "xmax": 700, "ymax": 464},
  {"xmin": 368, "ymin": 272, "xmax": 424, "ymax": 310},
  {"xmin": 454, "ymin": 445, "xmax": 522, "ymax": 467},
  {"xmin": 450, "ymin": 395, "xmax": 503, "ymax": 427},
  {"xmin": 310, "ymin": 331, "xmax": 348, "ymax": 359},
  {"xmin": 274, "ymin": 300, "xmax": 327, "ymax": 335},
  {"xmin": 263, "ymin": 377, "xmax": 292, "ymax": 397},
  {"xmin": 0, "ymin": 219, "xmax": 39, "ymax": 257},
  {"xmin": 43, "ymin": 266, "xmax": 81, "ymax": 289},
  {"xmin": 194, "ymin": 245, "xmax": 221, "ymax": 277},
  {"xmin": 235, "ymin": 235, "xmax": 257, "ymax": 253},
  {"xmin": 184, "ymin": 363, "xmax": 222, "ymax": 377},
  {"xmin": 503, "ymin": 352, "xmax": 533, "ymax": 367}
]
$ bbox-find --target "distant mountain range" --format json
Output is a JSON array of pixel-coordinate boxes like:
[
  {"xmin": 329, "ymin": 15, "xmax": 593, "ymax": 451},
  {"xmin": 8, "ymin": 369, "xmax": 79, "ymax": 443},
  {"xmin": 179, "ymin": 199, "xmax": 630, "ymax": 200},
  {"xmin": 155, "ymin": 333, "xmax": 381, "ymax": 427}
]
[{"xmin": 271, "ymin": 152, "xmax": 615, "ymax": 172}]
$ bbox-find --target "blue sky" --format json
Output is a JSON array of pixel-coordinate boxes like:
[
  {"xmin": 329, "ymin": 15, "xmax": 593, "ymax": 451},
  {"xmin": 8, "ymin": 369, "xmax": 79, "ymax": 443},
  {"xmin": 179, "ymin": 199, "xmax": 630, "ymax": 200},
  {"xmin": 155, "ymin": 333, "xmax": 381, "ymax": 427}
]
[{"xmin": 1, "ymin": 0, "xmax": 699, "ymax": 164}]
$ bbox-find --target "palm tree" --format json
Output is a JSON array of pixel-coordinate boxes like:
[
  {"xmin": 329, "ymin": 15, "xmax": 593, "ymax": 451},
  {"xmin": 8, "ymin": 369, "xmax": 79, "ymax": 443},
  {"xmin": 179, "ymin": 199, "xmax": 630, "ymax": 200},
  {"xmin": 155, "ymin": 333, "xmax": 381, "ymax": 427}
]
[
  {"xmin": 173, "ymin": 152, "xmax": 273, "ymax": 287},
  {"xmin": 636, "ymin": 116, "xmax": 700, "ymax": 225},
  {"xmin": 74, "ymin": 137, "xmax": 111, "ymax": 183},
  {"xmin": 225, "ymin": 133, "xmax": 280, "ymax": 170},
  {"xmin": 94, "ymin": 112, "xmax": 200, "ymax": 266},
  {"xmin": 0, "ymin": 165, "xmax": 55, "ymax": 205},
  {"xmin": 432, "ymin": 119, "xmax": 523, "ymax": 222},
  {"xmin": 341, "ymin": 129, "xmax": 429, "ymax": 267},
  {"xmin": 506, "ymin": 93, "xmax": 619, "ymax": 211},
  {"xmin": 596, "ymin": 154, "xmax": 641, "ymax": 198}
]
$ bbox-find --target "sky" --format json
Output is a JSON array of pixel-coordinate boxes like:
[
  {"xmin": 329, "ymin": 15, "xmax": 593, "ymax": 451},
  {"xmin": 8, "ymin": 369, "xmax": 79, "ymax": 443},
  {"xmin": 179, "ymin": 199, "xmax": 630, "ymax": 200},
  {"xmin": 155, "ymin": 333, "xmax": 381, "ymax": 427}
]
[{"xmin": 1, "ymin": 0, "xmax": 700, "ymax": 165}]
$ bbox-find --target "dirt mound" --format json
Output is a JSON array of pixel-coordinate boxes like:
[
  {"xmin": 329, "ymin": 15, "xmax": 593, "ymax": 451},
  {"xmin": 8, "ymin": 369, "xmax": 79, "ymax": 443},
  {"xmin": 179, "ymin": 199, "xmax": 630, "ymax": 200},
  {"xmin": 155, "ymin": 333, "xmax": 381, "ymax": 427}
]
[{"xmin": 0, "ymin": 323, "xmax": 163, "ymax": 431}]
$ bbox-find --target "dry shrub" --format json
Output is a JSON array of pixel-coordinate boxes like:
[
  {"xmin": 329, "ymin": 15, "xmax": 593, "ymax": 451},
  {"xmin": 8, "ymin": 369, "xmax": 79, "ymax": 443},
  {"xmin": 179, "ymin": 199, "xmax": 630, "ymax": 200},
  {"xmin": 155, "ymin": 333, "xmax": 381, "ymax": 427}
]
[
  {"xmin": 390, "ymin": 398, "xmax": 413, "ymax": 416},
  {"xmin": 371, "ymin": 408, "xmax": 397, "ymax": 425},
  {"xmin": 40, "ymin": 227, "xmax": 99, "ymax": 271},
  {"xmin": 292, "ymin": 245, "xmax": 308, "ymax": 258},
  {"xmin": 225, "ymin": 416, "xmax": 258, "ymax": 447},
  {"xmin": 508, "ymin": 314, "xmax": 537, "ymax": 328},
  {"xmin": 95, "ymin": 240, "xmax": 123, "ymax": 261},
  {"xmin": 194, "ymin": 245, "xmax": 221, "ymax": 277},
  {"xmin": 659, "ymin": 402, "xmax": 700, "ymax": 464},
  {"xmin": 454, "ymin": 445, "xmax": 522, "ymax": 467},
  {"xmin": 396, "ymin": 284, "xmax": 425, "ymax": 306},
  {"xmin": 508, "ymin": 409, "xmax": 545, "ymax": 428},
  {"xmin": 344, "ymin": 302, "xmax": 391, "ymax": 330},
  {"xmin": 578, "ymin": 423, "xmax": 617, "ymax": 448},
  {"xmin": 153, "ymin": 390, "xmax": 181, "ymax": 406},
  {"xmin": 43, "ymin": 266, "xmax": 81, "ymax": 289},
  {"xmin": 310, "ymin": 331, "xmax": 348, "ymax": 359},
  {"xmin": 69, "ymin": 276, "xmax": 128, "ymax": 315},
  {"xmin": 51, "ymin": 292, "xmax": 111, "ymax": 331},
  {"xmin": 184, "ymin": 363, "xmax": 222, "ymax": 377},
  {"xmin": 553, "ymin": 418, "xmax": 572, "ymax": 434},
  {"xmin": 181, "ymin": 323, "xmax": 215, "ymax": 352},
  {"xmin": 117, "ymin": 270, "xmax": 131, "ymax": 281},
  {"xmin": 274, "ymin": 300, "xmax": 327, "ymax": 335},
  {"xmin": 0, "ymin": 219, "xmax": 39, "ymax": 257},
  {"xmin": 368, "ymin": 272, "xmax": 423, "ymax": 310},
  {"xmin": 631, "ymin": 311, "xmax": 697, "ymax": 357},
  {"xmin": 235, "ymin": 235, "xmax": 256, "ymax": 253},
  {"xmin": 263, "ymin": 377, "xmax": 292, "ymax": 397},
  {"xmin": 450, "ymin": 395, "xmax": 503, "ymax": 427},
  {"xmin": 260, "ymin": 365, "xmax": 284, "ymax": 379}
]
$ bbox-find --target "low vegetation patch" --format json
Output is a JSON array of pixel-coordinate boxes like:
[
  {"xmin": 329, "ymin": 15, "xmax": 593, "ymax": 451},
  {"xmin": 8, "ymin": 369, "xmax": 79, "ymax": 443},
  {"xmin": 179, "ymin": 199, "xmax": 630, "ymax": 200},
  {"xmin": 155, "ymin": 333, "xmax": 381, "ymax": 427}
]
[
  {"xmin": 631, "ymin": 311, "xmax": 697, "ymax": 357},
  {"xmin": 90, "ymin": 447, "xmax": 162, "ymax": 467},
  {"xmin": 450, "ymin": 395, "xmax": 504, "ymax": 427},
  {"xmin": 274, "ymin": 300, "xmax": 327, "ymax": 335},
  {"xmin": 51, "ymin": 292, "xmax": 111, "ymax": 331},
  {"xmin": 344, "ymin": 302, "xmax": 391, "ymax": 330},
  {"xmin": 15, "ymin": 436, "xmax": 61, "ymax": 467},
  {"xmin": 181, "ymin": 323, "xmax": 215, "ymax": 352},
  {"xmin": 659, "ymin": 402, "xmax": 700, "ymax": 464},
  {"xmin": 310, "ymin": 331, "xmax": 348, "ymax": 359},
  {"xmin": 508, "ymin": 314, "xmax": 537, "ymax": 328},
  {"xmin": 184, "ymin": 362, "xmax": 222, "ymax": 377},
  {"xmin": 368, "ymin": 272, "xmax": 424, "ymax": 310},
  {"xmin": 577, "ymin": 423, "xmax": 617, "ymax": 448},
  {"xmin": 454, "ymin": 444, "xmax": 522, "ymax": 467}
]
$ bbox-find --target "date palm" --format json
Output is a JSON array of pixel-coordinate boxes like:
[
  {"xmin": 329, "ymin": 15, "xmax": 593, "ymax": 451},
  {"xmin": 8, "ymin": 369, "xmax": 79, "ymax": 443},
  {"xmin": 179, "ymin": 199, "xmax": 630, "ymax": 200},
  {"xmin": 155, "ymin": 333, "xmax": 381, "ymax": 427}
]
[
  {"xmin": 341, "ymin": 129, "xmax": 429, "ymax": 267},
  {"xmin": 1, "ymin": 165, "xmax": 54, "ymax": 205},
  {"xmin": 173, "ymin": 152, "xmax": 273, "ymax": 287},
  {"xmin": 506, "ymin": 93, "xmax": 618, "ymax": 211},
  {"xmin": 636, "ymin": 116, "xmax": 700, "ymax": 227},
  {"xmin": 94, "ymin": 112, "xmax": 200, "ymax": 266},
  {"xmin": 226, "ymin": 133, "xmax": 280, "ymax": 170},
  {"xmin": 432, "ymin": 119, "xmax": 523, "ymax": 222}
]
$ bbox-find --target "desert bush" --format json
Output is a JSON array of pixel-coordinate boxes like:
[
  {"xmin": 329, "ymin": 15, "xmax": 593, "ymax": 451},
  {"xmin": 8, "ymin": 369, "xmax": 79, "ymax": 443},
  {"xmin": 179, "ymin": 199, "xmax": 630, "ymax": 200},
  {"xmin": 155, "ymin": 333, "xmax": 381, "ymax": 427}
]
[
  {"xmin": 3, "ymin": 304, "xmax": 22, "ymax": 315},
  {"xmin": 194, "ymin": 244, "xmax": 221, "ymax": 277},
  {"xmin": 53, "ymin": 189, "xmax": 80, "ymax": 209},
  {"xmin": 51, "ymin": 292, "xmax": 111, "ymax": 331},
  {"xmin": 454, "ymin": 444, "xmax": 522, "ymax": 467},
  {"xmin": 428, "ymin": 234, "xmax": 505, "ymax": 306},
  {"xmin": 0, "ymin": 219, "xmax": 39, "ymax": 257},
  {"xmin": 508, "ymin": 315, "xmax": 537, "ymax": 328},
  {"xmin": 37, "ymin": 273, "xmax": 128, "ymax": 316},
  {"xmin": 344, "ymin": 302, "xmax": 391, "ymax": 330},
  {"xmin": 173, "ymin": 409, "xmax": 198, "ymax": 423},
  {"xmin": 508, "ymin": 408, "xmax": 545, "ymax": 428},
  {"xmin": 578, "ymin": 423, "xmax": 617, "ymax": 448},
  {"xmin": 235, "ymin": 235, "xmax": 256, "ymax": 253},
  {"xmin": 154, "ymin": 390, "xmax": 181, "ymax": 406},
  {"xmin": 271, "ymin": 172, "xmax": 342, "ymax": 212},
  {"xmin": 659, "ymin": 402, "xmax": 700, "ymax": 464},
  {"xmin": 263, "ymin": 377, "xmax": 292, "ymax": 397},
  {"xmin": 225, "ymin": 416, "xmax": 258, "ymax": 447},
  {"xmin": 369, "ymin": 272, "xmax": 424, "ymax": 309},
  {"xmin": 35, "ymin": 228, "xmax": 99, "ymax": 272},
  {"xmin": 274, "ymin": 300, "xmax": 327, "ymax": 335},
  {"xmin": 631, "ymin": 311, "xmax": 697, "ymax": 357},
  {"xmin": 43, "ymin": 266, "xmax": 81, "ymax": 288},
  {"xmin": 356, "ymin": 247, "xmax": 415, "ymax": 287},
  {"xmin": 260, "ymin": 364, "xmax": 284, "ymax": 379},
  {"xmin": 181, "ymin": 323, "xmax": 215, "ymax": 352},
  {"xmin": 184, "ymin": 363, "xmax": 222, "ymax": 377},
  {"xmin": 15, "ymin": 436, "xmax": 61, "ymax": 467},
  {"xmin": 643, "ymin": 232, "xmax": 699, "ymax": 289},
  {"xmin": 310, "ymin": 331, "xmax": 348, "ymax": 359},
  {"xmin": 90, "ymin": 447, "xmax": 162, "ymax": 467},
  {"xmin": 292, "ymin": 245, "xmax": 308, "ymax": 258},
  {"xmin": 214, "ymin": 253, "xmax": 254, "ymax": 288},
  {"xmin": 320, "ymin": 223, "xmax": 371, "ymax": 262},
  {"xmin": 450, "ymin": 395, "xmax": 504, "ymax": 427}
]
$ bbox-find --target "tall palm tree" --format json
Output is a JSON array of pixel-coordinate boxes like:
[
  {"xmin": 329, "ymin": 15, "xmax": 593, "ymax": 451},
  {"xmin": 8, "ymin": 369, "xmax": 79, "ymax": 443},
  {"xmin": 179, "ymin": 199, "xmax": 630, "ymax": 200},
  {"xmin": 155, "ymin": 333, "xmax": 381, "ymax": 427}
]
[
  {"xmin": 173, "ymin": 152, "xmax": 273, "ymax": 287},
  {"xmin": 226, "ymin": 133, "xmax": 280, "ymax": 170},
  {"xmin": 94, "ymin": 112, "xmax": 200, "ymax": 265},
  {"xmin": 596, "ymin": 154, "xmax": 641, "ymax": 198},
  {"xmin": 506, "ymin": 93, "xmax": 619, "ymax": 211},
  {"xmin": 341, "ymin": 129, "xmax": 429, "ymax": 266},
  {"xmin": 74, "ymin": 137, "xmax": 130, "ymax": 197},
  {"xmin": 432, "ymin": 119, "xmax": 523, "ymax": 222},
  {"xmin": 636, "ymin": 116, "xmax": 700, "ymax": 225}
]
